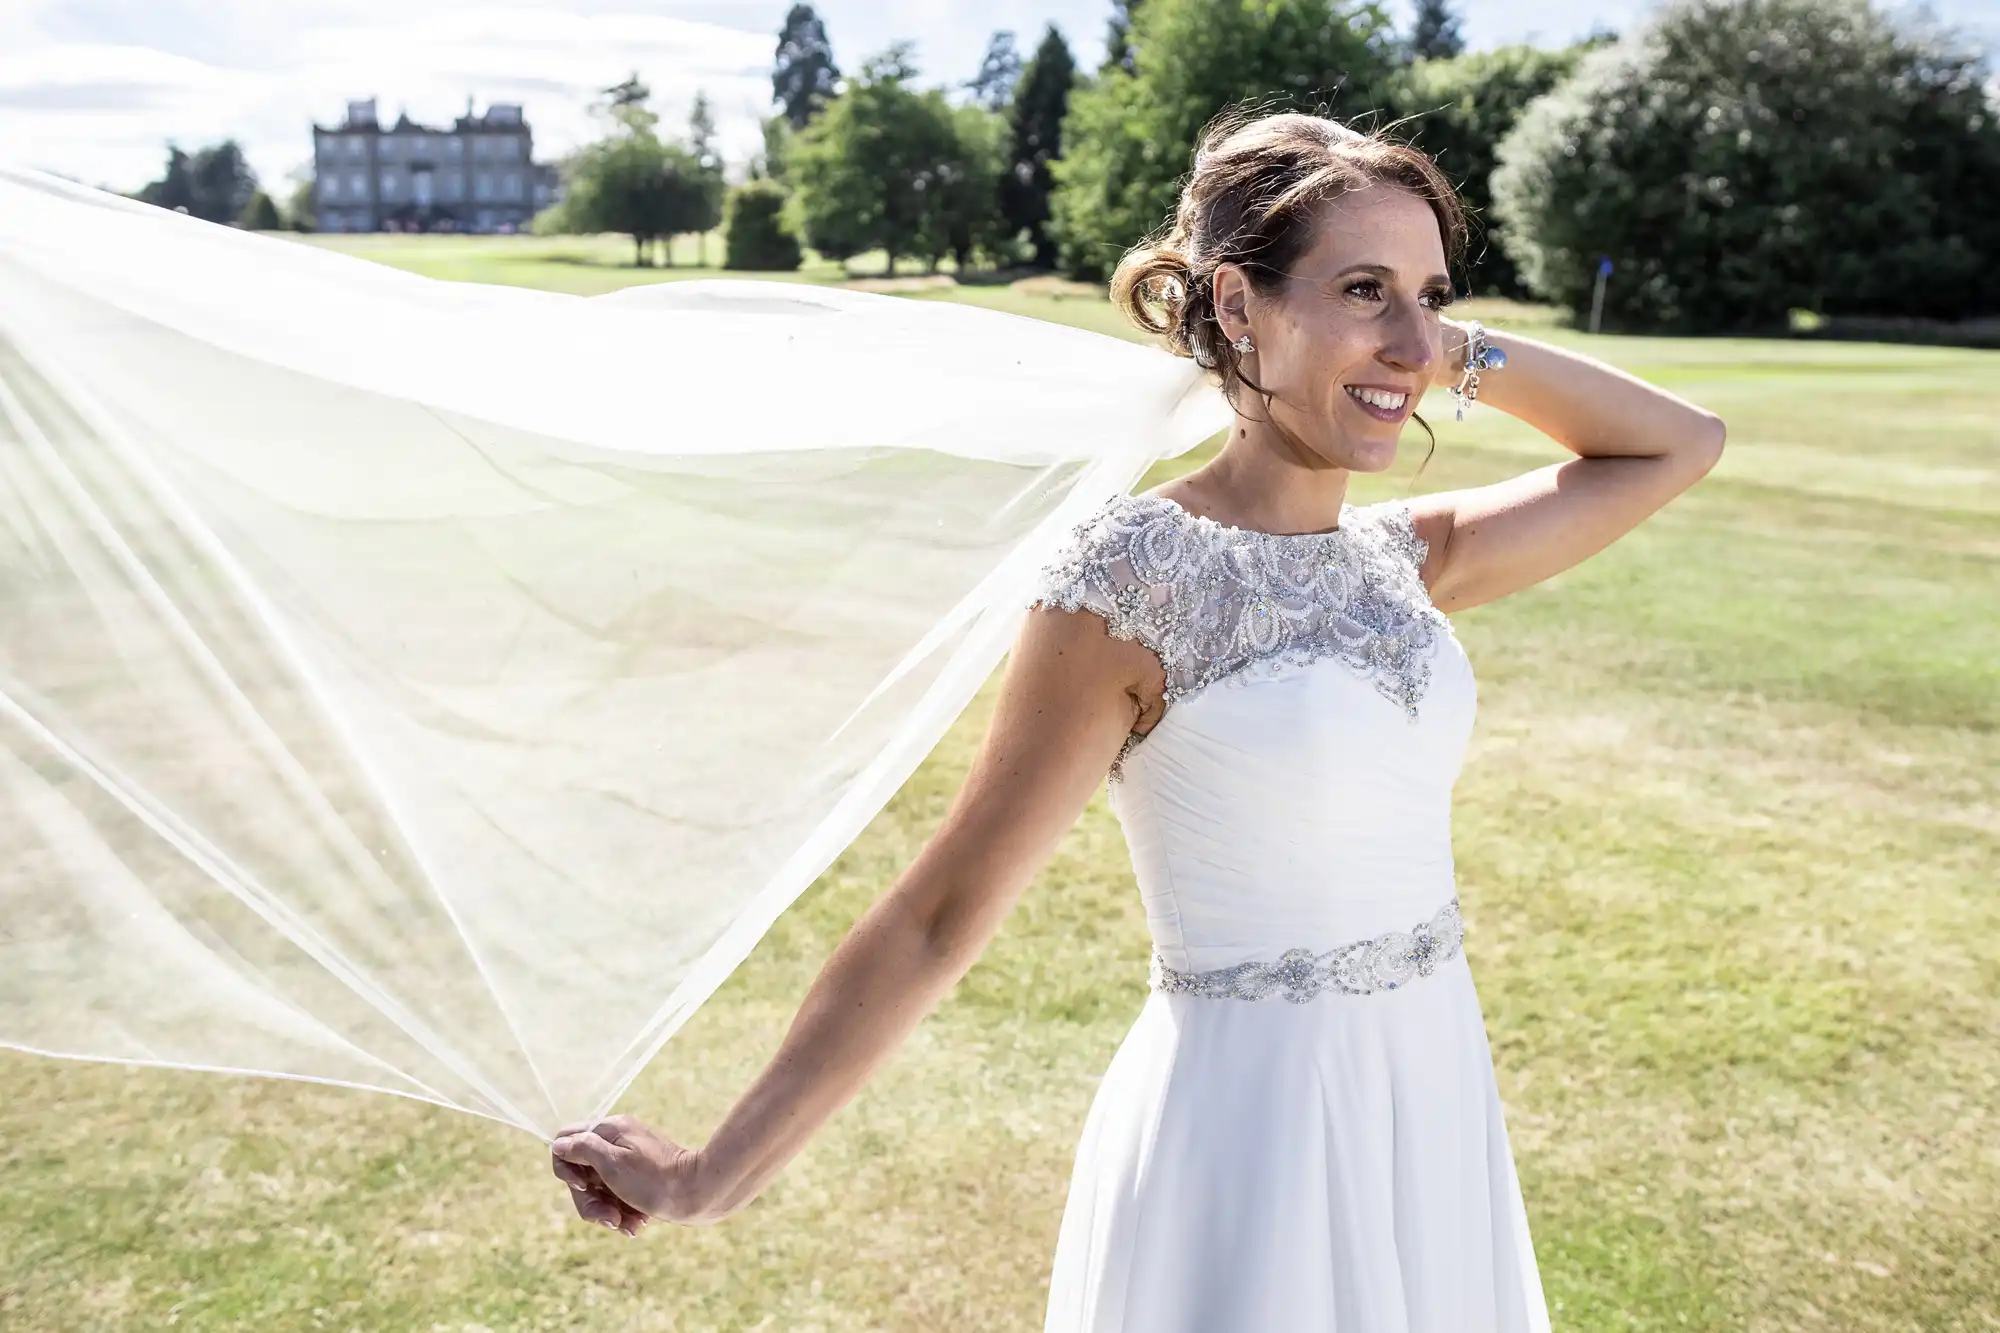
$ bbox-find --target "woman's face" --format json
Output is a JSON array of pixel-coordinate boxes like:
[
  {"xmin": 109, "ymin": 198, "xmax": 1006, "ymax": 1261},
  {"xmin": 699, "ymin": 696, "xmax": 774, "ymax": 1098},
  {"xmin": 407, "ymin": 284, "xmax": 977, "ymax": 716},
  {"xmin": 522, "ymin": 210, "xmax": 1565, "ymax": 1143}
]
[{"xmin": 1212, "ymin": 183, "xmax": 1452, "ymax": 472}]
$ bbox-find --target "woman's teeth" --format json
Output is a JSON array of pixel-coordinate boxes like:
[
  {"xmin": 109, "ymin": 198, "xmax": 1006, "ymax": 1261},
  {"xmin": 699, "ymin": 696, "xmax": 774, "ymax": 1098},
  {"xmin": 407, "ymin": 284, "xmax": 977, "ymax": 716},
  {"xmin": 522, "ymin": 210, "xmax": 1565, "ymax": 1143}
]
[{"xmin": 1345, "ymin": 386, "xmax": 1408, "ymax": 412}]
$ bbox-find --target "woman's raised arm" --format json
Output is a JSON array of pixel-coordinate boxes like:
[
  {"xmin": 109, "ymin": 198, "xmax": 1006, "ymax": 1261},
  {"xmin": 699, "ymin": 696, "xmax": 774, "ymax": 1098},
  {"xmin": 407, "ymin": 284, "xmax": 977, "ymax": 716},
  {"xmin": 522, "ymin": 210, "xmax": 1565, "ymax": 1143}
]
[{"xmin": 549, "ymin": 602, "xmax": 1162, "ymax": 1233}]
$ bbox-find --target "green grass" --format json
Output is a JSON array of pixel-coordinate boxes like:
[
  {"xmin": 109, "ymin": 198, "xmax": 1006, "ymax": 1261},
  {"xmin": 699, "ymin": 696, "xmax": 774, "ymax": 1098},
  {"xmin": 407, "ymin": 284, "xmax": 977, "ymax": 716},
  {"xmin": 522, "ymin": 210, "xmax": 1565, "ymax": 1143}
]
[{"xmin": 4, "ymin": 235, "xmax": 1995, "ymax": 1332}]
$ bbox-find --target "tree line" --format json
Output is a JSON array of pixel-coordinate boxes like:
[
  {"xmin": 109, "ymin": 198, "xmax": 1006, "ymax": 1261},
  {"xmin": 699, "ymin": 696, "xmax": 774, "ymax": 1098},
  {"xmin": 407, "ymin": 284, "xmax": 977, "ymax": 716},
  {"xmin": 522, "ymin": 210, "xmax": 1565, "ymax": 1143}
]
[
  {"xmin": 676, "ymin": 0, "xmax": 1999, "ymax": 330},
  {"xmin": 129, "ymin": 0, "xmax": 2000, "ymax": 332}
]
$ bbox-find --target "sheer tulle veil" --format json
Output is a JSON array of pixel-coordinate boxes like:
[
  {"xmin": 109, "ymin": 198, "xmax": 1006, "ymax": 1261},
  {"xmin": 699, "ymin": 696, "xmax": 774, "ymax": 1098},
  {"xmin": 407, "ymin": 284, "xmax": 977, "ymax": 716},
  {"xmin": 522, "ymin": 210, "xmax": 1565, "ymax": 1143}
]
[{"xmin": 0, "ymin": 167, "xmax": 1229, "ymax": 1137}]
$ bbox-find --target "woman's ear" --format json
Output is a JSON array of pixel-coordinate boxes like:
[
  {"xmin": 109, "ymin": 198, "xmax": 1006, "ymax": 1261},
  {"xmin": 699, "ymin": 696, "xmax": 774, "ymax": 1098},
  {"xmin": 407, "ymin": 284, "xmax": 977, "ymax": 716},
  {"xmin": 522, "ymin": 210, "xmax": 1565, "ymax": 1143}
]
[{"xmin": 1212, "ymin": 263, "xmax": 1252, "ymax": 343}]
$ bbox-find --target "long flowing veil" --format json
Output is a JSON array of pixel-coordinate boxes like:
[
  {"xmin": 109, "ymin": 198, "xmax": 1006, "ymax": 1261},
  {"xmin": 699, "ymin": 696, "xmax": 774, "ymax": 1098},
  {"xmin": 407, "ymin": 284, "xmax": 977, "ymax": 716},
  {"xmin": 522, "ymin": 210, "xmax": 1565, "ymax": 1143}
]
[{"xmin": 0, "ymin": 168, "xmax": 1228, "ymax": 1138}]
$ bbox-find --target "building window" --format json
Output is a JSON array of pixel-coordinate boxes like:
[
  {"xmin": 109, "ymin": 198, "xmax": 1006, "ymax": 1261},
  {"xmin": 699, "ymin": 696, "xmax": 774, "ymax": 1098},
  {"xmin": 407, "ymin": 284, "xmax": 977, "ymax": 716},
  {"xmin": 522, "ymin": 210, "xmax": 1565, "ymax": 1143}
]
[
  {"xmin": 500, "ymin": 173, "xmax": 521, "ymax": 201},
  {"xmin": 474, "ymin": 172, "xmax": 491, "ymax": 200},
  {"xmin": 380, "ymin": 173, "xmax": 397, "ymax": 198},
  {"xmin": 347, "ymin": 138, "xmax": 364, "ymax": 160},
  {"xmin": 322, "ymin": 176, "xmax": 340, "ymax": 201},
  {"xmin": 350, "ymin": 172, "xmax": 366, "ymax": 197},
  {"xmin": 447, "ymin": 138, "xmax": 463, "ymax": 158}
]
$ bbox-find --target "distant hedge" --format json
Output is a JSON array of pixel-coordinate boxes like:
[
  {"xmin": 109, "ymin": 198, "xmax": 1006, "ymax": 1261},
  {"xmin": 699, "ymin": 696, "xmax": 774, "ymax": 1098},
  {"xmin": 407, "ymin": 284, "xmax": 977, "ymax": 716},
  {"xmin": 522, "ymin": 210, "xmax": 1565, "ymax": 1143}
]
[
  {"xmin": 1492, "ymin": 0, "xmax": 2000, "ymax": 331},
  {"xmin": 723, "ymin": 180, "xmax": 804, "ymax": 271}
]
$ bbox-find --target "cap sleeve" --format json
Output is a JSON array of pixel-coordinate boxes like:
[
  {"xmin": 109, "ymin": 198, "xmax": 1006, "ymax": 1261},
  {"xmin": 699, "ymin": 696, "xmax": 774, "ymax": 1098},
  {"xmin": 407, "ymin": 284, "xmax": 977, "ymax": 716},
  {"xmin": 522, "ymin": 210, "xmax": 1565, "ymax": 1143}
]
[
  {"xmin": 1365, "ymin": 498, "xmax": 1429, "ymax": 573},
  {"xmin": 1026, "ymin": 495, "xmax": 1179, "ymax": 674}
]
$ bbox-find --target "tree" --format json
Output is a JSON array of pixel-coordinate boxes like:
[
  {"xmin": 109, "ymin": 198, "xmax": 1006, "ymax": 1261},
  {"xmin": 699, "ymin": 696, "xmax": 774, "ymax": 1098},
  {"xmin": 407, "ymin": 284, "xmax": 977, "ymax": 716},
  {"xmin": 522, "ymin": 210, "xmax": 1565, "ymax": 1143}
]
[
  {"xmin": 688, "ymin": 90, "xmax": 720, "ymax": 172},
  {"xmin": 599, "ymin": 73, "xmax": 655, "ymax": 128},
  {"xmin": 286, "ymin": 176, "xmax": 317, "ymax": 232},
  {"xmin": 968, "ymin": 31, "xmax": 1022, "ymax": 111},
  {"xmin": 789, "ymin": 45, "xmax": 998, "ymax": 276},
  {"xmin": 1492, "ymin": 0, "xmax": 2000, "ymax": 330},
  {"xmin": 687, "ymin": 90, "xmax": 727, "ymax": 263},
  {"xmin": 931, "ymin": 103, "xmax": 1012, "ymax": 271},
  {"xmin": 1407, "ymin": 0, "xmax": 1466, "ymax": 61},
  {"xmin": 543, "ymin": 79, "xmax": 715, "ymax": 266},
  {"xmin": 1004, "ymin": 24, "xmax": 1078, "ymax": 269},
  {"xmin": 1050, "ymin": 0, "xmax": 1400, "ymax": 279},
  {"xmin": 1383, "ymin": 44, "xmax": 1580, "ymax": 296},
  {"xmin": 774, "ymin": 4, "xmax": 840, "ymax": 130},
  {"xmin": 136, "ymin": 148, "xmax": 196, "ymax": 213},
  {"xmin": 725, "ymin": 180, "xmax": 805, "ymax": 270},
  {"xmin": 1103, "ymin": 1, "xmax": 1143, "ymax": 75},
  {"xmin": 750, "ymin": 114, "xmax": 793, "ymax": 182},
  {"xmin": 137, "ymin": 140, "xmax": 258, "ymax": 224},
  {"xmin": 236, "ymin": 189, "xmax": 282, "ymax": 230}
]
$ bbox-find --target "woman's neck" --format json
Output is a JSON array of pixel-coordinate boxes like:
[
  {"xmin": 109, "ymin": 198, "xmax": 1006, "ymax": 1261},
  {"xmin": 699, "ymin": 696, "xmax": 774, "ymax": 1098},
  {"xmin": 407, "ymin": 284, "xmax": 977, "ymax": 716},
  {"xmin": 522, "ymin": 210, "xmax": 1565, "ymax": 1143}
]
[{"xmin": 1160, "ymin": 428, "xmax": 1354, "ymax": 536}]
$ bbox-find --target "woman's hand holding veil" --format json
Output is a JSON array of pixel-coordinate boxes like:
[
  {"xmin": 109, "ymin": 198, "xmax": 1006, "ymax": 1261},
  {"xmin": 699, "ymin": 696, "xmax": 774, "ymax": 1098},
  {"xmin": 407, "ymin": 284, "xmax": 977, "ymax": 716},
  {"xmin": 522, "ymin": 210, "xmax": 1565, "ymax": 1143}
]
[{"xmin": 550, "ymin": 1115, "xmax": 713, "ymax": 1236}]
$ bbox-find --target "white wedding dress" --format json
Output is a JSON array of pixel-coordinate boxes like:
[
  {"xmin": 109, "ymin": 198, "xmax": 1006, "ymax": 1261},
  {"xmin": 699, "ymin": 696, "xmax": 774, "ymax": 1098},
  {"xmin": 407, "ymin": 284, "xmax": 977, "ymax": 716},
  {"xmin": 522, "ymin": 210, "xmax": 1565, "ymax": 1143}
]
[{"xmin": 1028, "ymin": 490, "xmax": 1551, "ymax": 1333}]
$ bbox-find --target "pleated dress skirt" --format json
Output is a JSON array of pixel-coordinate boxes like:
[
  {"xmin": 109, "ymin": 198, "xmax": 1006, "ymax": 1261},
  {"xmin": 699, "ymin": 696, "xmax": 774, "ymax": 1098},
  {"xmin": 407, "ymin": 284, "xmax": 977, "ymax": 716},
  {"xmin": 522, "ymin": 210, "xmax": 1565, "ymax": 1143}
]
[{"xmin": 1041, "ymin": 947, "xmax": 1552, "ymax": 1332}]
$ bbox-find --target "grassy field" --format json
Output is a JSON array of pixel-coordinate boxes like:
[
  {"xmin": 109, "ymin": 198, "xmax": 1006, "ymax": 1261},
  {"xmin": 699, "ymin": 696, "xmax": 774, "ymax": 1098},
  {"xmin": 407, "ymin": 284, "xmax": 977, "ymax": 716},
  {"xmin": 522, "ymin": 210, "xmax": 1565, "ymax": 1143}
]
[{"xmin": 3, "ymin": 237, "xmax": 1995, "ymax": 1332}]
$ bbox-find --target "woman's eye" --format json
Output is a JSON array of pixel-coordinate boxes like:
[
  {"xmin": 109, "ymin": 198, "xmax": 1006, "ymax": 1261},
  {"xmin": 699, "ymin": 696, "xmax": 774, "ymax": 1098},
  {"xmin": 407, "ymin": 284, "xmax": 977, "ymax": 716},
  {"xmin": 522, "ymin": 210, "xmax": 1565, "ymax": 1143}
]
[
  {"xmin": 1345, "ymin": 280, "xmax": 1383, "ymax": 301},
  {"xmin": 1420, "ymin": 289, "xmax": 1455, "ymax": 311}
]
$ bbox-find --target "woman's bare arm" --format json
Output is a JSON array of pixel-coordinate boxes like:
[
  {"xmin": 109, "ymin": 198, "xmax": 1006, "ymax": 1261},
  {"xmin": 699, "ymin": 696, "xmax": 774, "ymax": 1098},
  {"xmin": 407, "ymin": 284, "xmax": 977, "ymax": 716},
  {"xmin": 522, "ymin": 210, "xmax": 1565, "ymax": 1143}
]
[
  {"xmin": 550, "ymin": 603, "xmax": 1162, "ymax": 1231},
  {"xmin": 1410, "ymin": 323, "xmax": 1728, "ymax": 614}
]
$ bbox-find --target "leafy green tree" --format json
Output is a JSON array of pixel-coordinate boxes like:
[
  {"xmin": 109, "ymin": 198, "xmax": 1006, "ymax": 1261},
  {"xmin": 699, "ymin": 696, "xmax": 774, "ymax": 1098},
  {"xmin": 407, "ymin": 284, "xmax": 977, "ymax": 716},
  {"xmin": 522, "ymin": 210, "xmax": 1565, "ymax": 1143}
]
[
  {"xmin": 930, "ymin": 103, "xmax": 1011, "ymax": 271},
  {"xmin": 137, "ymin": 140, "xmax": 258, "ymax": 224},
  {"xmin": 750, "ymin": 115, "xmax": 792, "ymax": 182},
  {"xmin": 1406, "ymin": 0, "xmax": 1465, "ymax": 61},
  {"xmin": 137, "ymin": 148, "xmax": 196, "ymax": 213},
  {"xmin": 544, "ymin": 78, "xmax": 717, "ymax": 266},
  {"xmin": 236, "ymin": 189, "xmax": 282, "ymax": 230},
  {"xmin": 1383, "ymin": 44, "xmax": 1580, "ymax": 296},
  {"xmin": 1050, "ymin": 0, "xmax": 1399, "ymax": 280},
  {"xmin": 968, "ymin": 31, "xmax": 1022, "ymax": 111},
  {"xmin": 788, "ymin": 45, "xmax": 963, "ymax": 275},
  {"xmin": 774, "ymin": 4, "xmax": 841, "ymax": 130},
  {"xmin": 286, "ymin": 176, "xmax": 317, "ymax": 231},
  {"xmin": 724, "ymin": 180, "xmax": 805, "ymax": 270},
  {"xmin": 1004, "ymin": 24, "xmax": 1077, "ymax": 269},
  {"xmin": 1492, "ymin": 0, "xmax": 2000, "ymax": 330}
]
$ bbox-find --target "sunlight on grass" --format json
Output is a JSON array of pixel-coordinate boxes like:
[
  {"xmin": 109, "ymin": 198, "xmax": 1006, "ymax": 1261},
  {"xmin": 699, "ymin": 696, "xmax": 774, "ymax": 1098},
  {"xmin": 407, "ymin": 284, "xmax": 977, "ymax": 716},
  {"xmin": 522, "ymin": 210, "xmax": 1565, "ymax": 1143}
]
[{"xmin": 3, "ymin": 236, "xmax": 1993, "ymax": 1333}]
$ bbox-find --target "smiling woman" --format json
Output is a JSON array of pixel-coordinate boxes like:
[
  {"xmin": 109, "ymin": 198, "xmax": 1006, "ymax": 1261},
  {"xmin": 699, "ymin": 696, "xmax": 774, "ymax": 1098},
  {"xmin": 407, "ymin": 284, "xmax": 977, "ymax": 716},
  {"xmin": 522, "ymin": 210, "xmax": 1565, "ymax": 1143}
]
[{"xmin": 543, "ymin": 107, "xmax": 1725, "ymax": 1333}]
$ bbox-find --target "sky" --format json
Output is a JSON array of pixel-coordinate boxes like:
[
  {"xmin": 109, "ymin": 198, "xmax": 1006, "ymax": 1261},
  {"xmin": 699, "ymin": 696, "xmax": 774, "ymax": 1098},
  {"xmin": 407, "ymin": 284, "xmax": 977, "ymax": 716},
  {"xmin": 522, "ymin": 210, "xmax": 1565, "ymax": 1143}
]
[{"xmin": 4, "ymin": 0, "xmax": 1997, "ymax": 195}]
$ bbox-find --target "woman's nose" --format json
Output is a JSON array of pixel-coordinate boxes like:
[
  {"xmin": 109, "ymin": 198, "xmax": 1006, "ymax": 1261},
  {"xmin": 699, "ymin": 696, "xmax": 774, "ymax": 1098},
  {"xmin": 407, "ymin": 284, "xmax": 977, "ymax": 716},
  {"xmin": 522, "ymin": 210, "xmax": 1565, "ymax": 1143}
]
[{"xmin": 1381, "ymin": 304, "xmax": 1438, "ymax": 375}]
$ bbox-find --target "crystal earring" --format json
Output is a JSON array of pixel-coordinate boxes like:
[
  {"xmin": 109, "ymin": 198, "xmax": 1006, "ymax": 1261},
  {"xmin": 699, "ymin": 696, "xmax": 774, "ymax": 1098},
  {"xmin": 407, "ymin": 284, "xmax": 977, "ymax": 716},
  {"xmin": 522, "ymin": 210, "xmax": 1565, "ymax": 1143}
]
[{"xmin": 1232, "ymin": 333, "xmax": 1255, "ymax": 355}]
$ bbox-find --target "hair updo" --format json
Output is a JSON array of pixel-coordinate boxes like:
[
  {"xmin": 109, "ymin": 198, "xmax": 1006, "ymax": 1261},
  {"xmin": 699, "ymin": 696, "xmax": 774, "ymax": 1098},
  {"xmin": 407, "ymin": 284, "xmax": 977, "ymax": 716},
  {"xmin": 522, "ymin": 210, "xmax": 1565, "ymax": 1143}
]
[{"xmin": 1111, "ymin": 107, "xmax": 1470, "ymax": 406}]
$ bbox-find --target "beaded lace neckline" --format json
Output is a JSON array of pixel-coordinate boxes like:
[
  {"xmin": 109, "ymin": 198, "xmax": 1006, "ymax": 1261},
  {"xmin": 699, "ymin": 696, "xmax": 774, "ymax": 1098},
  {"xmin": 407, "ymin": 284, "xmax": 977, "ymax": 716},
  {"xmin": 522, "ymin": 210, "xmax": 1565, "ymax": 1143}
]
[
  {"xmin": 1142, "ymin": 491, "xmax": 1353, "ymax": 541},
  {"xmin": 1030, "ymin": 489, "xmax": 1449, "ymax": 780}
]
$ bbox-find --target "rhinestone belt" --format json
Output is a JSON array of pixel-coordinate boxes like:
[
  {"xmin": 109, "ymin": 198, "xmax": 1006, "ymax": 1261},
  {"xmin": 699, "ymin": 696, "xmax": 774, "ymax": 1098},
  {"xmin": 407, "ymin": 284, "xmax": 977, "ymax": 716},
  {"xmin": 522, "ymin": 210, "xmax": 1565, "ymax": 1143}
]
[{"xmin": 1148, "ymin": 897, "xmax": 1465, "ymax": 1002}]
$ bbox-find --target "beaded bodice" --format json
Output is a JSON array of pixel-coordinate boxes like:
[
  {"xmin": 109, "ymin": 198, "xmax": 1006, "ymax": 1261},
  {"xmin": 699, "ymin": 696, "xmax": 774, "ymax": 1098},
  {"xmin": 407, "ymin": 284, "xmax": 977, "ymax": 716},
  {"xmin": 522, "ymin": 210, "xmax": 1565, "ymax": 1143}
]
[{"xmin": 1029, "ymin": 491, "xmax": 1451, "ymax": 779}]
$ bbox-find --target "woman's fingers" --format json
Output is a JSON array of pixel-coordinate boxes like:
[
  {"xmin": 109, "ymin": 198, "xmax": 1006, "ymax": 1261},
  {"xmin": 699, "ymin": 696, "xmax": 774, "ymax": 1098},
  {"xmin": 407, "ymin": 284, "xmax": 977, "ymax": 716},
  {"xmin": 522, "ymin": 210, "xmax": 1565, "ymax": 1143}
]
[
  {"xmin": 551, "ymin": 1128, "xmax": 622, "ymax": 1179},
  {"xmin": 550, "ymin": 1153, "xmax": 600, "ymax": 1193}
]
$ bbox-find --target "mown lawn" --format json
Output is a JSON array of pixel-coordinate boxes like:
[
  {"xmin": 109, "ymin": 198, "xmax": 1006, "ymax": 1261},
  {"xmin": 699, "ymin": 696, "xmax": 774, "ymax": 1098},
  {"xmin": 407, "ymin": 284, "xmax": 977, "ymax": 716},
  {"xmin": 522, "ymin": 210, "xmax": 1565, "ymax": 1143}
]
[{"xmin": 2, "ymin": 236, "xmax": 1994, "ymax": 1332}]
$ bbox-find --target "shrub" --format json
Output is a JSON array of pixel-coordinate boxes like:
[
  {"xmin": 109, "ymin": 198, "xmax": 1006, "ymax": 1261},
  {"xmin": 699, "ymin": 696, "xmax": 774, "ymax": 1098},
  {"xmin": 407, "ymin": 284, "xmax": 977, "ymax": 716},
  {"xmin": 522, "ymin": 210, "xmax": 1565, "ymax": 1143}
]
[
  {"xmin": 723, "ymin": 181, "xmax": 804, "ymax": 271},
  {"xmin": 1491, "ymin": 0, "xmax": 2000, "ymax": 331}
]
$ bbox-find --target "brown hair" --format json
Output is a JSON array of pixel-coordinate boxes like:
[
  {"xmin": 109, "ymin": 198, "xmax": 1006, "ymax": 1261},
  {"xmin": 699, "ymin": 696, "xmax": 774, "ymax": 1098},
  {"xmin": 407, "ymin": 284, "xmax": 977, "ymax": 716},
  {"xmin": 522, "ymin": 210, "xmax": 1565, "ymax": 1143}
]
[{"xmin": 1111, "ymin": 106, "xmax": 1470, "ymax": 464}]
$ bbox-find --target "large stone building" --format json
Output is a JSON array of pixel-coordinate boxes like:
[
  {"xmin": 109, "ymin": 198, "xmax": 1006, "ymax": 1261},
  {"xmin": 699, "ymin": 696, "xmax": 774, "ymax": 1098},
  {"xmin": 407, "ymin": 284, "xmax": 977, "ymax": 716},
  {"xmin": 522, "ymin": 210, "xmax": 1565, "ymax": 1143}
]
[{"xmin": 313, "ymin": 98, "xmax": 562, "ymax": 234}]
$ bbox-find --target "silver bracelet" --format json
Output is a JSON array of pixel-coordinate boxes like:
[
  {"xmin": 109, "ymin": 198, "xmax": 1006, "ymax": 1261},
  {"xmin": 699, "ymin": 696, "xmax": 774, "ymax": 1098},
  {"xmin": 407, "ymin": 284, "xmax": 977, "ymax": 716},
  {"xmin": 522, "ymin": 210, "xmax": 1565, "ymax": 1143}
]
[{"xmin": 1449, "ymin": 319, "xmax": 1506, "ymax": 421}]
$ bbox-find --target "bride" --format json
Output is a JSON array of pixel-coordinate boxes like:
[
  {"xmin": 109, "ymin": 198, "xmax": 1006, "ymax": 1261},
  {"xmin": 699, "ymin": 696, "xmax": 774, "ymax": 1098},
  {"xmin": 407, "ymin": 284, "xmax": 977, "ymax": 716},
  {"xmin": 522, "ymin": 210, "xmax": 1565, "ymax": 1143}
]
[{"xmin": 543, "ymin": 109, "xmax": 1726, "ymax": 1330}]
